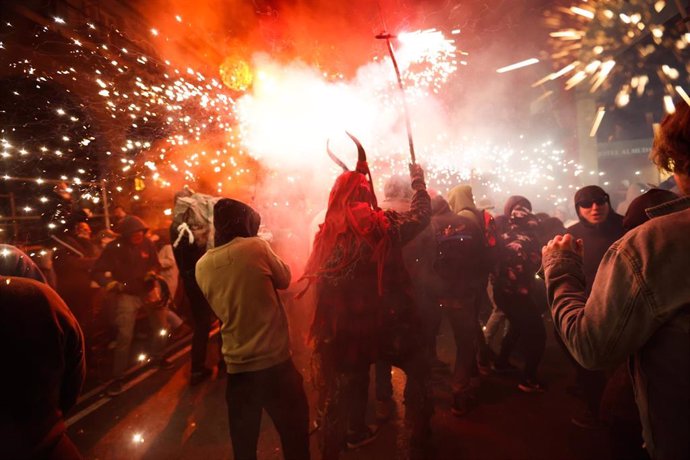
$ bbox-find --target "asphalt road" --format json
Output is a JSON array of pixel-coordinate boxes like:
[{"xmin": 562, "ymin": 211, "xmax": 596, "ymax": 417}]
[{"xmin": 68, "ymin": 312, "xmax": 613, "ymax": 460}]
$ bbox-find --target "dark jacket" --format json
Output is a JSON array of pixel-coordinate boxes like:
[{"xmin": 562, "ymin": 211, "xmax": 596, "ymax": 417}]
[
  {"xmin": 92, "ymin": 216, "xmax": 160, "ymax": 295},
  {"xmin": 544, "ymin": 196, "xmax": 690, "ymax": 460},
  {"xmin": 495, "ymin": 207, "xmax": 541, "ymax": 296},
  {"xmin": 567, "ymin": 212, "xmax": 625, "ymax": 295},
  {"xmin": 171, "ymin": 225, "xmax": 206, "ymax": 281},
  {"xmin": 0, "ymin": 276, "xmax": 85, "ymax": 459}
]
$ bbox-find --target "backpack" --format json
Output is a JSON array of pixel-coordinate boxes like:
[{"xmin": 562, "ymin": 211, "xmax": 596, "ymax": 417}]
[
  {"xmin": 432, "ymin": 215, "xmax": 485, "ymax": 279},
  {"xmin": 171, "ymin": 192, "xmax": 222, "ymax": 250}
]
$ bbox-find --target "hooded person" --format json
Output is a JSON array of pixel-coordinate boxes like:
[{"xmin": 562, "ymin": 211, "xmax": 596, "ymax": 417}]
[
  {"xmin": 430, "ymin": 184, "xmax": 490, "ymax": 415},
  {"xmin": 195, "ymin": 198, "xmax": 310, "ymax": 460},
  {"xmin": 567, "ymin": 185, "xmax": 625, "ymax": 295},
  {"xmin": 1, "ymin": 275, "xmax": 85, "ymax": 460},
  {"xmin": 302, "ymin": 136, "xmax": 432, "ymax": 460},
  {"xmin": 492, "ymin": 197, "xmax": 547, "ymax": 392},
  {"xmin": 622, "ymin": 188, "xmax": 678, "ymax": 231},
  {"xmin": 558, "ymin": 186, "xmax": 625, "ymax": 428},
  {"xmin": 92, "ymin": 215, "xmax": 171, "ymax": 395},
  {"xmin": 0, "ymin": 244, "xmax": 47, "ymax": 283},
  {"xmin": 170, "ymin": 190, "xmax": 219, "ymax": 386}
]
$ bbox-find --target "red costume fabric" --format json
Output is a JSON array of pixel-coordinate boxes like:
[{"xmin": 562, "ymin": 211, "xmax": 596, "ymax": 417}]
[{"xmin": 302, "ymin": 164, "xmax": 431, "ymax": 367}]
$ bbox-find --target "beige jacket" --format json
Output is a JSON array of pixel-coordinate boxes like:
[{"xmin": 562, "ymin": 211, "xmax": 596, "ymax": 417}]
[{"xmin": 196, "ymin": 237, "xmax": 291, "ymax": 373}]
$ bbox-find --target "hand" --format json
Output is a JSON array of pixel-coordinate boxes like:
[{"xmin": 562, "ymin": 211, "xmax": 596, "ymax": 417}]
[
  {"xmin": 105, "ymin": 280, "xmax": 124, "ymax": 292},
  {"xmin": 144, "ymin": 271, "xmax": 158, "ymax": 282},
  {"xmin": 409, "ymin": 163, "xmax": 425, "ymax": 191},
  {"xmin": 542, "ymin": 234, "xmax": 584, "ymax": 259}
]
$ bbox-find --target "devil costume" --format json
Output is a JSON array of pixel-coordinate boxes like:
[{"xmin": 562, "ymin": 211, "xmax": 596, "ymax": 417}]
[{"xmin": 303, "ymin": 135, "xmax": 432, "ymax": 459}]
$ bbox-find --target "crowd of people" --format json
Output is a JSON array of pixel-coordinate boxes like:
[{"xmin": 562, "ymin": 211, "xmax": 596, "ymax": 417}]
[{"xmin": 1, "ymin": 103, "xmax": 688, "ymax": 460}]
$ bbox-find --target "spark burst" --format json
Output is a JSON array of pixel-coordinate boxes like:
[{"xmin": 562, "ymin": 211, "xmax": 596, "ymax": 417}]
[
  {"xmin": 1, "ymin": 13, "xmax": 590, "ymax": 244},
  {"xmin": 541, "ymin": 0, "xmax": 690, "ymax": 113}
]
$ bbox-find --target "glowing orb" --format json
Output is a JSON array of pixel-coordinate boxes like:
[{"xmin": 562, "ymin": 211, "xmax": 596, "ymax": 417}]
[{"xmin": 220, "ymin": 57, "xmax": 253, "ymax": 92}]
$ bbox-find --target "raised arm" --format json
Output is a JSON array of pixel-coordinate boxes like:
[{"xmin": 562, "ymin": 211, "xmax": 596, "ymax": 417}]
[
  {"xmin": 543, "ymin": 234, "xmax": 658, "ymax": 369},
  {"xmin": 386, "ymin": 163, "xmax": 431, "ymax": 245}
]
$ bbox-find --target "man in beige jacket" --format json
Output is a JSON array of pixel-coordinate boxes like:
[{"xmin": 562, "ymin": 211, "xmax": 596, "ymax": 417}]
[{"xmin": 196, "ymin": 198, "xmax": 309, "ymax": 460}]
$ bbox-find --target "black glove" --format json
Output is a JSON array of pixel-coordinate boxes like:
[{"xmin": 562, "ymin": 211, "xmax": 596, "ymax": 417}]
[{"xmin": 409, "ymin": 163, "xmax": 426, "ymax": 191}]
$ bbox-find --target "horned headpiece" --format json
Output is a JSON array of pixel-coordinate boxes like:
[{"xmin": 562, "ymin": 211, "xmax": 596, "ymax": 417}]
[{"xmin": 326, "ymin": 132, "xmax": 378, "ymax": 208}]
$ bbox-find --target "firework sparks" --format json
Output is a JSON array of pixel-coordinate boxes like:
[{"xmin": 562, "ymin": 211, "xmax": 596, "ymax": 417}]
[
  {"xmin": 542, "ymin": 0, "xmax": 690, "ymax": 113},
  {"xmin": 496, "ymin": 58, "xmax": 540, "ymax": 74}
]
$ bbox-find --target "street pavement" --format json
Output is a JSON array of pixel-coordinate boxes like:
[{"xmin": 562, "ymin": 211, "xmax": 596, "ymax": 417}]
[{"xmin": 68, "ymin": 314, "xmax": 613, "ymax": 460}]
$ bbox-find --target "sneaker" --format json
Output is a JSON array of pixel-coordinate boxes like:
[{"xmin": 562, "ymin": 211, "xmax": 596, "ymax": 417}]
[
  {"xmin": 156, "ymin": 357, "xmax": 175, "ymax": 370},
  {"xmin": 571, "ymin": 410, "xmax": 605, "ymax": 429},
  {"xmin": 346, "ymin": 426, "xmax": 379, "ymax": 450},
  {"xmin": 190, "ymin": 367, "xmax": 213, "ymax": 386},
  {"xmin": 375, "ymin": 398, "xmax": 394, "ymax": 421},
  {"xmin": 106, "ymin": 379, "xmax": 125, "ymax": 396},
  {"xmin": 450, "ymin": 397, "xmax": 472, "ymax": 417},
  {"xmin": 477, "ymin": 361, "xmax": 492, "ymax": 376},
  {"xmin": 491, "ymin": 361, "xmax": 518, "ymax": 374},
  {"xmin": 518, "ymin": 380, "xmax": 546, "ymax": 393}
]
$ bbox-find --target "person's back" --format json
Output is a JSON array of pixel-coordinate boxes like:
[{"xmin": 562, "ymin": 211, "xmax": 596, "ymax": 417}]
[
  {"xmin": 196, "ymin": 236, "xmax": 291, "ymax": 373},
  {"xmin": 0, "ymin": 276, "xmax": 85, "ymax": 459},
  {"xmin": 602, "ymin": 203, "xmax": 690, "ymax": 458},
  {"xmin": 195, "ymin": 198, "xmax": 309, "ymax": 460},
  {"xmin": 544, "ymin": 100, "xmax": 690, "ymax": 459}
]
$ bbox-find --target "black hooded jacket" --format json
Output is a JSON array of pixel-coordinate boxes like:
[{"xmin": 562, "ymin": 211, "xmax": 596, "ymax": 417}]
[
  {"xmin": 567, "ymin": 210, "xmax": 625, "ymax": 295},
  {"xmin": 213, "ymin": 198, "xmax": 261, "ymax": 246},
  {"xmin": 92, "ymin": 216, "xmax": 160, "ymax": 295}
]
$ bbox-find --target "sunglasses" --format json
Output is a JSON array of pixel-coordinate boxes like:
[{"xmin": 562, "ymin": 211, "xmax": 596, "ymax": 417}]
[{"xmin": 578, "ymin": 197, "xmax": 608, "ymax": 208}]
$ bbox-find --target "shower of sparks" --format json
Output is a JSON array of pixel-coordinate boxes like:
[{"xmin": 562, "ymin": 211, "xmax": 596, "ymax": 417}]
[
  {"xmin": 0, "ymin": 16, "xmax": 593, "ymax": 239},
  {"xmin": 395, "ymin": 29, "xmax": 460, "ymax": 96},
  {"xmin": 541, "ymin": 0, "xmax": 690, "ymax": 112}
]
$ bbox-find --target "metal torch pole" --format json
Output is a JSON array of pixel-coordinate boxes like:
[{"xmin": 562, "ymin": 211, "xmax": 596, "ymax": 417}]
[{"xmin": 376, "ymin": 32, "xmax": 417, "ymax": 164}]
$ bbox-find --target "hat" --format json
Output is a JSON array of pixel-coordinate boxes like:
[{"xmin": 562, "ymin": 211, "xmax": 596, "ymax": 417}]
[
  {"xmin": 574, "ymin": 185, "xmax": 609, "ymax": 208},
  {"xmin": 623, "ymin": 189, "xmax": 678, "ymax": 231},
  {"xmin": 503, "ymin": 195, "xmax": 532, "ymax": 217},
  {"xmin": 213, "ymin": 198, "xmax": 261, "ymax": 247}
]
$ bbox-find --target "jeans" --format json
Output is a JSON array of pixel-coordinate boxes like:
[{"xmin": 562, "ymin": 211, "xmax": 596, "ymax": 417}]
[
  {"xmin": 111, "ymin": 292, "xmax": 168, "ymax": 378},
  {"xmin": 315, "ymin": 342, "xmax": 432, "ymax": 460},
  {"xmin": 443, "ymin": 284, "xmax": 483, "ymax": 400},
  {"xmin": 494, "ymin": 291, "xmax": 545, "ymax": 381},
  {"xmin": 181, "ymin": 276, "xmax": 214, "ymax": 373},
  {"xmin": 225, "ymin": 359, "xmax": 310, "ymax": 460}
]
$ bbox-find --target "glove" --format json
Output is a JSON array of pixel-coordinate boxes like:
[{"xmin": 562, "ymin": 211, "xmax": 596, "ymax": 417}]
[
  {"xmin": 409, "ymin": 163, "xmax": 426, "ymax": 191},
  {"xmin": 105, "ymin": 280, "xmax": 124, "ymax": 292}
]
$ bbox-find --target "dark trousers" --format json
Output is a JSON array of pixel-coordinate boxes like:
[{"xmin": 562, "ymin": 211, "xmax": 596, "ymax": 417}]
[
  {"xmin": 182, "ymin": 276, "xmax": 213, "ymax": 373},
  {"xmin": 315, "ymin": 344, "xmax": 432, "ymax": 460},
  {"xmin": 225, "ymin": 359, "xmax": 310, "ymax": 460},
  {"xmin": 374, "ymin": 360, "xmax": 393, "ymax": 402},
  {"xmin": 494, "ymin": 291, "xmax": 546, "ymax": 381},
  {"xmin": 445, "ymin": 301, "xmax": 480, "ymax": 399}
]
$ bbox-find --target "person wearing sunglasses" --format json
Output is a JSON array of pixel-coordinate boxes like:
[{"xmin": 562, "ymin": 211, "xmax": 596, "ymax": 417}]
[
  {"xmin": 568, "ymin": 185, "xmax": 625, "ymax": 296},
  {"xmin": 556, "ymin": 185, "xmax": 626, "ymax": 429}
]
